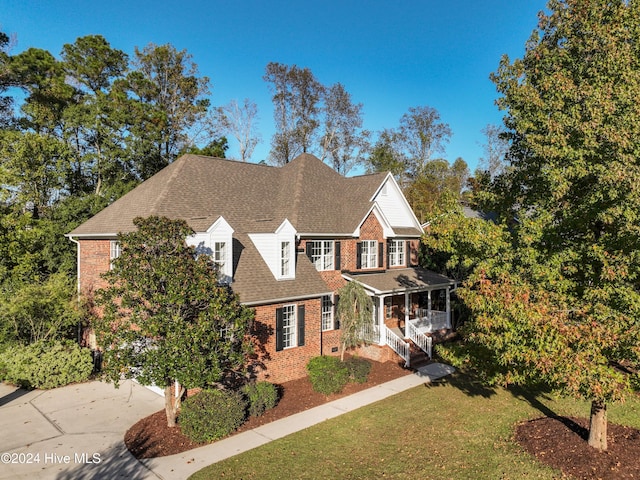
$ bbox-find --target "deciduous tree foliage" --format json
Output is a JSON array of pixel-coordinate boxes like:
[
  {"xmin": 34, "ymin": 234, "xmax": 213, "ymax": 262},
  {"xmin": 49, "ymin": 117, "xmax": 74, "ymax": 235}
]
[
  {"xmin": 94, "ymin": 216, "xmax": 254, "ymax": 427},
  {"xmin": 457, "ymin": 0, "xmax": 640, "ymax": 452}
]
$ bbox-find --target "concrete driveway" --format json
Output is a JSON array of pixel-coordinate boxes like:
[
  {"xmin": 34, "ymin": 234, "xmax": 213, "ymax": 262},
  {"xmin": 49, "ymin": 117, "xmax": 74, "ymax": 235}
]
[{"xmin": 0, "ymin": 379, "xmax": 165, "ymax": 480}]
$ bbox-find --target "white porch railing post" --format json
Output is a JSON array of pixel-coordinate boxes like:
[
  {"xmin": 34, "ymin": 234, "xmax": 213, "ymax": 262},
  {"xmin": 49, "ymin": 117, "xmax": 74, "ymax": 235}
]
[
  {"xmin": 446, "ymin": 287, "xmax": 452, "ymax": 329},
  {"xmin": 404, "ymin": 292, "xmax": 410, "ymax": 337},
  {"xmin": 378, "ymin": 296, "xmax": 385, "ymax": 346}
]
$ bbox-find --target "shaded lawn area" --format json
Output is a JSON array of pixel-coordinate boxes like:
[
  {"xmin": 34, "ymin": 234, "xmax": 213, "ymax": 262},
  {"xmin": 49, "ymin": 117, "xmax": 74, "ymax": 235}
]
[{"xmin": 189, "ymin": 372, "xmax": 640, "ymax": 480}]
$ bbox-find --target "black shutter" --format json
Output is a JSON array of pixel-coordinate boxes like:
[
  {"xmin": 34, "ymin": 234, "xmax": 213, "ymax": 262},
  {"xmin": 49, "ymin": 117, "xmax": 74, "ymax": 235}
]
[
  {"xmin": 333, "ymin": 294, "xmax": 340, "ymax": 329},
  {"xmin": 356, "ymin": 242, "xmax": 362, "ymax": 269},
  {"xmin": 334, "ymin": 241, "xmax": 341, "ymax": 270},
  {"xmin": 378, "ymin": 242, "xmax": 384, "ymax": 268},
  {"xmin": 386, "ymin": 240, "xmax": 391, "ymax": 267},
  {"xmin": 297, "ymin": 305, "xmax": 305, "ymax": 346},
  {"xmin": 275, "ymin": 308, "xmax": 283, "ymax": 352},
  {"xmin": 306, "ymin": 241, "xmax": 313, "ymax": 261},
  {"xmin": 406, "ymin": 240, "xmax": 412, "ymax": 266}
]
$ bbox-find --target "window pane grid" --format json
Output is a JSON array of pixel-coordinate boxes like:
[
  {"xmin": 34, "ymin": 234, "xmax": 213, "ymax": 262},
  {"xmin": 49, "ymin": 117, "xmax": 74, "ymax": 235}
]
[
  {"xmin": 361, "ymin": 240, "xmax": 377, "ymax": 269},
  {"xmin": 282, "ymin": 304, "xmax": 296, "ymax": 348},
  {"xmin": 321, "ymin": 296, "xmax": 333, "ymax": 331},
  {"xmin": 311, "ymin": 241, "xmax": 333, "ymax": 271},
  {"xmin": 389, "ymin": 240, "xmax": 405, "ymax": 267},
  {"xmin": 281, "ymin": 241, "xmax": 291, "ymax": 276}
]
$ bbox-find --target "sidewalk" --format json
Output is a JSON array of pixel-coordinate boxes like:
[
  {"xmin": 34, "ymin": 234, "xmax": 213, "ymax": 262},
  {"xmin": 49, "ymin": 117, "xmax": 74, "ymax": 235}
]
[
  {"xmin": 0, "ymin": 362, "xmax": 454, "ymax": 480},
  {"xmin": 142, "ymin": 362, "xmax": 455, "ymax": 480}
]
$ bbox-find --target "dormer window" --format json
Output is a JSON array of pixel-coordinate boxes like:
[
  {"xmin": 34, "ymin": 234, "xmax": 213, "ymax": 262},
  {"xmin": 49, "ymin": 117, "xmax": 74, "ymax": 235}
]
[
  {"xmin": 214, "ymin": 242, "xmax": 226, "ymax": 271},
  {"xmin": 186, "ymin": 217, "xmax": 234, "ymax": 284},
  {"xmin": 281, "ymin": 241, "xmax": 291, "ymax": 277}
]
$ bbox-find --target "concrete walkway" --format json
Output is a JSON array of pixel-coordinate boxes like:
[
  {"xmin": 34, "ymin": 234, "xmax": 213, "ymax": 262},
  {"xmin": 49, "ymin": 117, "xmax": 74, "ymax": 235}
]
[{"xmin": 0, "ymin": 363, "xmax": 454, "ymax": 480}]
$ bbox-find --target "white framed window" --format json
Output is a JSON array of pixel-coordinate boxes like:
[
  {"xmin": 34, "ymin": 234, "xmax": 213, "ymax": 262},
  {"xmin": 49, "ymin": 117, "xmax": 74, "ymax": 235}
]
[
  {"xmin": 360, "ymin": 240, "xmax": 377, "ymax": 269},
  {"xmin": 281, "ymin": 304, "xmax": 296, "ymax": 349},
  {"xmin": 281, "ymin": 241, "xmax": 291, "ymax": 277},
  {"xmin": 310, "ymin": 240, "xmax": 334, "ymax": 271},
  {"xmin": 213, "ymin": 242, "xmax": 226, "ymax": 270},
  {"xmin": 388, "ymin": 240, "xmax": 405, "ymax": 267},
  {"xmin": 321, "ymin": 295, "xmax": 334, "ymax": 331},
  {"xmin": 110, "ymin": 241, "xmax": 121, "ymax": 269}
]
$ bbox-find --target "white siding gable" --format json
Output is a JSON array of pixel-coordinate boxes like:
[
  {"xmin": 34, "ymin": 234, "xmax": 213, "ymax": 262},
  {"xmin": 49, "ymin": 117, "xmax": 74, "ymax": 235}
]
[
  {"xmin": 372, "ymin": 174, "xmax": 422, "ymax": 231},
  {"xmin": 249, "ymin": 219, "xmax": 297, "ymax": 281},
  {"xmin": 186, "ymin": 216, "xmax": 234, "ymax": 283}
]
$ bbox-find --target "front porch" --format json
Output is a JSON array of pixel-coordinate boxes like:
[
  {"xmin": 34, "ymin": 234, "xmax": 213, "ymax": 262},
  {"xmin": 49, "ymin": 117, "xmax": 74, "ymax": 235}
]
[{"xmin": 343, "ymin": 267, "xmax": 457, "ymax": 368}]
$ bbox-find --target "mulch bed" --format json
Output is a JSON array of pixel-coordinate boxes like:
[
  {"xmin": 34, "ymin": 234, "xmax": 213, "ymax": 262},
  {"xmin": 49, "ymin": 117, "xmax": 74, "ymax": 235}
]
[
  {"xmin": 125, "ymin": 358, "xmax": 411, "ymax": 459},
  {"xmin": 515, "ymin": 416, "xmax": 640, "ymax": 479}
]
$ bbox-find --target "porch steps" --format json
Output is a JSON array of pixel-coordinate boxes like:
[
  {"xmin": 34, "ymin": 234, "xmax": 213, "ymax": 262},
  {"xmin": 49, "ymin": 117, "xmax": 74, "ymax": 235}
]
[{"xmin": 407, "ymin": 341, "xmax": 430, "ymax": 369}]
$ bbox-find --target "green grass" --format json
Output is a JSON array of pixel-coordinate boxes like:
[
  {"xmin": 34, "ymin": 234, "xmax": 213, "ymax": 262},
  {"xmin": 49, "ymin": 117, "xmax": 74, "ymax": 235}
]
[{"xmin": 189, "ymin": 373, "xmax": 640, "ymax": 480}]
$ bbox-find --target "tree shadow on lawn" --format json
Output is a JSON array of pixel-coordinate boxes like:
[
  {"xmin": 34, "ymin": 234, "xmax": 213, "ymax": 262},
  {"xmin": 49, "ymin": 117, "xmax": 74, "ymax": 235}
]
[{"xmin": 427, "ymin": 369, "xmax": 588, "ymax": 441}]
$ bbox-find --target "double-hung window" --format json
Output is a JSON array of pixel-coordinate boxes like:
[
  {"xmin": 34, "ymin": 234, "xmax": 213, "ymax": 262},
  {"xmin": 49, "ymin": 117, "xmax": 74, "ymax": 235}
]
[
  {"xmin": 281, "ymin": 241, "xmax": 291, "ymax": 277},
  {"xmin": 110, "ymin": 241, "xmax": 121, "ymax": 270},
  {"xmin": 310, "ymin": 240, "xmax": 334, "ymax": 271},
  {"xmin": 213, "ymin": 242, "xmax": 226, "ymax": 270},
  {"xmin": 281, "ymin": 304, "xmax": 296, "ymax": 348},
  {"xmin": 360, "ymin": 240, "xmax": 377, "ymax": 269},
  {"xmin": 321, "ymin": 295, "xmax": 334, "ymax": 331},
  {"xmin": 388, "ymin": 240, "xmax": 405, "ymax": 267}
]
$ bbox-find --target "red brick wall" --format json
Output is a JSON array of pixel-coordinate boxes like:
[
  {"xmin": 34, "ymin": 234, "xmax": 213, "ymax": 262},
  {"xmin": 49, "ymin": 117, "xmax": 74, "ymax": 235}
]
[
  {"xmin": 78, "ymin": 239, "xmax": 111, "ymax": 295},
  {"xmin": 252, "ymin": 298, "xmax": 323, "ymax": 384}
]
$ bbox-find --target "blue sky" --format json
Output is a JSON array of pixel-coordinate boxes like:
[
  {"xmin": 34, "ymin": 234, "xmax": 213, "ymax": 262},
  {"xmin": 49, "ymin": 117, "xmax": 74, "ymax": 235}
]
[{"xmin": 2, "ymin": 0, "xmax": 546, "ymax": 172}]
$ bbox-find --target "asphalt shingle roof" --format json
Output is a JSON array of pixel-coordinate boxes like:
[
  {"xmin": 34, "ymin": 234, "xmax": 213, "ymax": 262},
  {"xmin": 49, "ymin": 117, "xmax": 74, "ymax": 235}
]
[{"xmin": 70, "ymin": 153, "xmax": 416, "ymax": 304}]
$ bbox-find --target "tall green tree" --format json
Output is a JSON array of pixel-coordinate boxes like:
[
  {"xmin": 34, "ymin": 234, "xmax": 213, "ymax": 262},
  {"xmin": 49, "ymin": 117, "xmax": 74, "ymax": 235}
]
[
  {"xmin": 320, "ymin": 82, "xmax": 370, "ymax": 176},
  {"xmin": 404, "ymin": 157, "xmax": 469, "ymax": 223},
  {"xmin": 125, "ymin": 43, "xmax": 211, "ymax": 178},
  {"xmin": 263, "ymin": 62, "xmax": 324, "ymax": 165},
  {"xmin": 94, "ymin": 216, "xmax": 254, "ymax": 427},
  {"xmin": 60, "ymin": 35, "xmax": 132, "ymax": 197},
  {"xmin": 461, "ymin": 0, "xmax": 640, "ymax": 452},
  {"xmin": 398, "ymin": 105, "xmax": 452, "ymax": 178}
]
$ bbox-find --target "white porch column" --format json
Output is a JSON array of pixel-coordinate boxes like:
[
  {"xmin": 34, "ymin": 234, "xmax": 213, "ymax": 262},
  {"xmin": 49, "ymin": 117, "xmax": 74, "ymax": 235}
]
[
  {"xmin": 427, "ymin": 290, "xmax": 432, "ymax": 321},
  {"xmin": 378, "ymin": 295, "xmax": 386, "ymax": 346},
  {"xmin": 404, "ymin": 292, "xmax": 410, "ymax": 335},
  {"xmin": 446, "ymin": 288, "xmax": 452, "ymax": 329}
]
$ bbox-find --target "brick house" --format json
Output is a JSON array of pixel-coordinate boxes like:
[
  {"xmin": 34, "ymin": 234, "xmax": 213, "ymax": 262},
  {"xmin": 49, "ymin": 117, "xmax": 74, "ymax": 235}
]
[{"xmin": 67, "ymin": 153, "xmax": 455, "ymax": 383}]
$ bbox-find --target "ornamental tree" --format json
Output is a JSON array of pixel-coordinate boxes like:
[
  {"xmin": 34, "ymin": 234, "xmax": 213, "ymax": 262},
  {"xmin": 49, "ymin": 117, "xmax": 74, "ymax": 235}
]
[
  {"xmin": 336, "ymin": 281, "xmax": 373, "ymax": 361},
  {"xmin": 94, "ymin": 216, "xmax": 253, "ymax": 427},
  {"xmin": 460, "ymin": 0, "xmax": 640, "ymax": 451}
]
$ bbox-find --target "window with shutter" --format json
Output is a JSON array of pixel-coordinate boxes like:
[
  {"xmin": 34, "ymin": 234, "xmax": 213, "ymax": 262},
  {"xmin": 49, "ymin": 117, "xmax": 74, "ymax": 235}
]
[{"xmin": 276, "ymin": 304, "xmax": 297, "ymax": 350}]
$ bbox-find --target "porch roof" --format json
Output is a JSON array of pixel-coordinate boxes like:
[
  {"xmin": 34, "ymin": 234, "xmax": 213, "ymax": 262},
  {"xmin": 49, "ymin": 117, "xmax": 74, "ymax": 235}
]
[{"xmin": 342, "ymin": 267, "xmax": 455, "ymax": 295}]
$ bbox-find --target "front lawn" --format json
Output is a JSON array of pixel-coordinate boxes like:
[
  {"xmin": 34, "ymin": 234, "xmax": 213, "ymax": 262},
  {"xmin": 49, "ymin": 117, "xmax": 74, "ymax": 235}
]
[{"xmin": 190, "ymin": 372, "xmax": 640, "ymax": 479}]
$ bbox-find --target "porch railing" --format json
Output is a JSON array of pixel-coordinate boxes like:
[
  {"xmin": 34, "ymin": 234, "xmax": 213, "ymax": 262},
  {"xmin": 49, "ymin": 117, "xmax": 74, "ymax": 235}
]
[
  {"xmin": 412, "ymin": 309, "xmax": 449, "ymax": 332},
  {"xmin": 360, "ymin": 320, "xmax": 381, "ymax": 345},
  {"xmin": 406, "ymin": 318, "xmax": 433, "ymax": 358},
  {"xmin": 383, "ymin": 325, "xmax": 410, "ymax": 367}
]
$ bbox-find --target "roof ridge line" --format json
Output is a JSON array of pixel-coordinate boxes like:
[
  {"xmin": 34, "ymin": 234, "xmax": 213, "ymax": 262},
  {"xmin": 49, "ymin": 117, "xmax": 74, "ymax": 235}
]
[{"xmin": 149, "ymin": 157, "xmax": 188, "ymax": 215}]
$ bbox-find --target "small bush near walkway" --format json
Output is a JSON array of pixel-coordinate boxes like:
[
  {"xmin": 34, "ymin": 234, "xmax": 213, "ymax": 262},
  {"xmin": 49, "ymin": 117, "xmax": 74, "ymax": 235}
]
[
  {"xmin": 344, "ymin": 356, "xmax": 372, "ymax": 383},
  {"xmin": 242, "ymin": 381, "xmax": 279, "ymax": 417},
  {"xmin": 179, "ymin": 389, "xmax": 247, "ymax": 443},
  {"xmin": 307, "ymin": 356, "xmax": 372, "ymax": 394}
]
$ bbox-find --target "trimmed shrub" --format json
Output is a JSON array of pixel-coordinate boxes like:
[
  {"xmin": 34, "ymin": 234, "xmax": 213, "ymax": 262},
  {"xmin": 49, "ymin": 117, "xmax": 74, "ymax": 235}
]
[
  {"xmin": 242, "ymin": 381, "xmax": 279, "ymax": 417},
  {"xmin": 0, "ymin": 340, "xmax": 93, "ymax": 389},
  {"xmin": 345, "ymin": 357, "xmax": 372, "ymax": 384},
  {"xmin": 306, "ymin": 356, "xmax": 349, "ymax": 395},
  {"xmin": 179, "ymin": 389, "xmax": 247, "ymax": 443}
]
